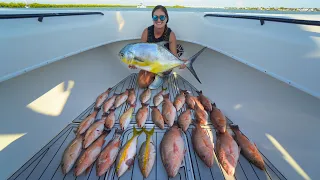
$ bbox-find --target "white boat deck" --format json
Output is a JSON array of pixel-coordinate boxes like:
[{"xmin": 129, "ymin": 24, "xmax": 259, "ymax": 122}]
[{"xmin": 8, "ymin": 73, "xmax": 286, "ymax": 180}]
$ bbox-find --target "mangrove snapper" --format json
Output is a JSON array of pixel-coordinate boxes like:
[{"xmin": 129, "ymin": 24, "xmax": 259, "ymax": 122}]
[
  {"xmin": 61, "ymin": 135, "xmax": 83, "ymax": 174},
  {"xmin": 153, "ymin": 87, "xmax": 167, "ymax": 106},
  {"xmin": 77, "ymin": 110, "xmax": 98, "ymax": 135},
  {"xmin": 127, "ymin": 88, "xmax": 136, "ymax": 105},
  {"xmin": 230, "ymin": 125, "xmax": 265, "ymax": 170},
  {"xmin": 162, "ymin": 93, "xmax": 176, "ymax": 127},
  {"xmin": 160, "ymin": 124, "xmax": 185, "ymax": 178},
  {"xmin": 173, "ymin": 90, "xmax": 186, "ymax": 112},
  {"xmin": 216, "ymin": 131, "xmax": 240, "ymax": 176},
  {"xmin": 210, "ymin": 103, "xmax": 227, "ymax": 133},
  {"xmin": 83, "ymin": 119, "xmax": 106, "ymax": 149},
  {"xmin": 74, "ymin": 132, "xmax": 108, "ymax": 176},
  {"xmin": 140, "ymin": 88, "xmax": 151, "ymax": 103},
  {"xmin": 95, "ymin": 88, "xmax": 112, "ymax": 109},
  {"xmin": 178, "ymin": 109, "xmax": 192, "ymax": 132},
  {"xmin": 114, "ymin": 90, "xmax": 129, "ymax": 108},
  {"xmin": 96, "ymin": 129, "xmax": 123, "ymax": 176},
  {"xmin": 196, "ymin": 90, "xmax": 212, "ymax": 112},
  {"xmin": 192, "ymin": 123, "xmax": 214, "ymax": 167},
  {"xmin": 104, "ymin": 109, "xmax": 115, "ymax": 129},
  {"xmin": 136, "ymin": 103, "xmax": 149, "ymax": 128},
  {"xmin": 151, "ymin": 106, "xmax": 165, "ymax": 129},
  {"xmin": 103, "ymin": 94, "xmax": 117, "ymax": 114}
]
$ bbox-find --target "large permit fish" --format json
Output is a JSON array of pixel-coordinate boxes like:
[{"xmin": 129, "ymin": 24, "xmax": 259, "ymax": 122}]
[
  {"xmin": 118, "ymin": 42, "xmax": 206, "ymax": 84},
  {"xmin": 138, "ymin": 127, "xmax": 156, "ymax": 178},
  {"xmin": 115, "ymin": 126, "xmax": 143, "ymax": 177},
  {"xmin": 230, "ymin": 125, "xmax": 265, "ymax": 170}
]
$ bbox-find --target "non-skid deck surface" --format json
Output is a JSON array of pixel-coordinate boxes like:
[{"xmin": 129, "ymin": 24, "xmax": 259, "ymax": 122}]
[{"xmin": 9, "ymin": 73, "xmax": 286, "ymax": 180}]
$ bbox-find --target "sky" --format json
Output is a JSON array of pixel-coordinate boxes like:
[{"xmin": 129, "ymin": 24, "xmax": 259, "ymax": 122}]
[{"xmin": 1, "ymin": 0, "xmax": 320, "ymax": 8}]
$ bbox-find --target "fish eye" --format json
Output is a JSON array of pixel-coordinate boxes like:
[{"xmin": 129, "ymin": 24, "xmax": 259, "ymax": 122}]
[{"xmin": 119, "ymin": 52, "xmax": 124, "ymax": 57}]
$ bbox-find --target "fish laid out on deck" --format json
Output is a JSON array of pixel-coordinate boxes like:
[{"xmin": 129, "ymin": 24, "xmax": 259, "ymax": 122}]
[
  {"xmin": 162, "ymin": 93, "xmax": 176, "ymax": 127},
  {"xmin": 119, "ymin": 104, "xmax": 135, "ymax": 130},
  {"xmin": 216, "ymin": 130, "xmax": 240, "ymax": 176},
  {"xmin": 230, "ymin": 125, "xmax": 266, "ymax": 170},
  {"xmin": 151, "ymin": 106, "xmax": 165, "ymax": 129},
  {"xmin": 114, "ymin": 89, "xmax": 129, "ymax": 108},
  {"xmin": 173, "ymin": 89, "xmax": 186, "ymax": 111},
  {"xmin": 196, "ymin": 90, "xmax": 212, "ymax": 112},
  {"xmin": 74, "ymin": 132, "xmax": 109, "ymax": 176},
  {"xmin": 194, "ymin": 102, "xmax": 208, "ymax": 125},
  {"xmin": 136, "ymin": 103, "xmax": 149, "ymax": 127},
  {"xmin": 138, "ymin": 127, "xmax": 156, "ymax": 178},
  {"xmin": 210, "ymin": 103, "xmax": 227, "ymax": 133},
  {"xmin": 118, "ymin": 42, "xmax": 207, "ymax": 88},
  {"xmin": 103, "ymin": 94, "xmax": 117, "ymax": 114},
  {"xmin": 104, "ymin": 109, "xmax": 116, "ymax": 129},
  {"xmin": 96, "ymin": 129, "xmax": 123, "ymax": 176},
  {"xmin": 115, "ymin": 126, "xmax": 143, "ymax": 177},
  {"xmin": 192, "ymin": 122, "xmax": 214, "ymax": 167},
  {"xmin": 140, "ymin": 88, "xmax": 152, "ymax": 103},
  {"xmin": 160, "ymin": 124, "xmax": 186, "ymax": 178},
  {"xmin": 178, "ymin": 108, "xmax": 192, "ymax": 132},
  {"xmin": 153, "ymin": 87, "xmax": 167, "ymax": 106},
  {"xmin": 77, "ymin": 109, "xmax": 98, "ymax": 135},
  {"xmin": 94, "ymin": 88, "xmax": 112, "ymax": 109},
  {"xmin": 83, "ymin": 119, "xmax": 107, "ymax": 148},
  {"xmin": 61, "ymin": 135, "xmax": 83, "ymax": 174},
  {"xmin": 127, "ymin": 88, "xmax": 136, "ymax": 105}
]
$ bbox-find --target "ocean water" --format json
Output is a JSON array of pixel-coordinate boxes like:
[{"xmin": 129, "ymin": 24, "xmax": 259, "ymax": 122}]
[{"xmin": 1, "ymin": 7, "xmax": 320, "ymax": 15}]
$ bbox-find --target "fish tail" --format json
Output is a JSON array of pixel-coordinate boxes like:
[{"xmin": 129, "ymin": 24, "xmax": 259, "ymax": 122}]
[
  {"xmin": 133, "ymin": 126, "xmax": 143, "ymax": 136},
  {"xmin": 141, "ymin": 103, "xmax": 149, "ymax": 107},
  {"xmin": 212, "ymin": 103, "xmax": 217, "ymax": 108},
  {"xmin": 162, "ymin": 86, "xmax": 168, "ymax": 91},
  {"xmin": 186, "ymin": 47, "xmax": 206, "ymax": 84},
  {"xmin": 196, "ymin": 90, "xmax": 203, "ymax": 94},
  {"xmin": 163, "ymin": 93, "xmax": 170, "ymax": 99},
  {"xmin": 230, "ymin": 124, "xmax": 240, "ymax": 132},
  {"xmin": 130, "ymin": 103, "xmax": 136, "ymax": 108},
  {"xmin": 143, "ymin": 126, "xmax": 155, "ymax": 139}
]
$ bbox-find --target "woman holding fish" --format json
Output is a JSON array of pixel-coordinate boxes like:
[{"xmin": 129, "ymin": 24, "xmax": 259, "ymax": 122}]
[{"xmin": 124, "ymin": 5, "xmax": 206, "ymax": 89}]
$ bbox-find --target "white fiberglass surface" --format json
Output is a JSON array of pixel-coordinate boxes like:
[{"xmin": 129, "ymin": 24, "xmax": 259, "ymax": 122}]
[{"xmin": 0, "ymin": 40, "xmax": 319, "ymax": 180}]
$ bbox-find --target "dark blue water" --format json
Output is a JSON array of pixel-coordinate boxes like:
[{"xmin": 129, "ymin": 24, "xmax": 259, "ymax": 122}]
[{"xmin": 3, "ymin": 7, "xmax": 320, "ymax": 15}]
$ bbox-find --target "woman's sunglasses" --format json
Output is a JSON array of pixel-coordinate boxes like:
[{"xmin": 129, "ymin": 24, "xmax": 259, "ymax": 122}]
[{"xmin": 153, "ymin": 15, "xmax": 166, "ymax": 21}]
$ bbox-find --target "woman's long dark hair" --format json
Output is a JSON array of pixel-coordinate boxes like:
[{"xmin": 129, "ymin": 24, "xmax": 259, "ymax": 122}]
[{"xmin": 152, "ymin": 5, "xmax": 169, "ymax": 40}]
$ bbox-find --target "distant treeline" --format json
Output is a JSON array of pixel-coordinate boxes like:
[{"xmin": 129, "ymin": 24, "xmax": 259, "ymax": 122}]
[
  {"xmin": 226, "ymin": 7, "xmax": 320, "ymax": 12},
  {"xmin": 0, "ymin": 2, "xmax": 186, "ymax": 8}
]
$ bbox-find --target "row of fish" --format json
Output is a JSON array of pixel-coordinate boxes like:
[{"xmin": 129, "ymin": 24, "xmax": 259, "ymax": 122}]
[{"xmin": 65, "ymin": 86, "xmax": 266, "ymax": 178}]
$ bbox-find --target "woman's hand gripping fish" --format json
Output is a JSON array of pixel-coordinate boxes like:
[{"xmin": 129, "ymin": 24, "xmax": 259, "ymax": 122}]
[
  {"xmin": 115, "ymin": 126, "xmax": 144, "ymax": 177},
  {"xmin": 118, "ymin": 42, "xmax": 206, "ymax": 84}
]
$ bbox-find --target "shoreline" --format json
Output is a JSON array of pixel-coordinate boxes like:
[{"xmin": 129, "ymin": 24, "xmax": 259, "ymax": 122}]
[{"xmin": 0, "ymin": 2, "xmax": 319, "ymax": 12}]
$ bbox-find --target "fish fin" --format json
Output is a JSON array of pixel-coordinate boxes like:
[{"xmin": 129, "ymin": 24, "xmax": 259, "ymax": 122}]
[
  {"xmin": 212, "ymin": 103, "xmax": 217, "ymax": 107},
  {"xmin": 156, "ymin": 41, "xmax": 169, "ymax": 47},
  {"xmin": 130, "ymin": 104, "xmax": 136, "ymax": 108},
  {"xmin": 186, "ymin": 47, "xmax": 206, "ymax": 84},
  {"xmin": 133, "ymin": 126, "xmax": 143, "ymax": 136},
  {"xmin": 196, "ymin": 90, "xmax": 202, "ymax": 94},
  {"xmin": 162, "ymin": 86, "xmax": 168, "ymax": 91},
  {"xmin": 163, "ymin": 93, "xmax": 170, "ymax": 99},
  {"xmin": 230, "ymin": 124, "xmax": 239, "ymax": 131},
  {"xmin": 149, "ymin": 75, "xmax": 164, "ymax": 90},
  {"xmin": 93, "ymin": 107, "xmax": 100, "ymax": 111},
  {"xmin": 134, "ymin": 56, "xmax": 144, "ymax": 62},
  {"xmin": 126, "ymin": 158, "xmax": 135, "ymax": 167},
  {"xmin": 85, "ymin": 164, "xmax": 93, "ymax": 175},
  {"xmin": 141, "ymin": 103, "xmax": 149, "ymax": 107},
  {"xmin": 143, "ymin": 126, "xmax": 155, "ymax": 138}
]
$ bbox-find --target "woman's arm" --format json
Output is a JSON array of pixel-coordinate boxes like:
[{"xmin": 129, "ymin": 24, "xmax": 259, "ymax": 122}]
[{"xmin": 169, "ymin": 31, "xmax": 187, "ymax": 69}]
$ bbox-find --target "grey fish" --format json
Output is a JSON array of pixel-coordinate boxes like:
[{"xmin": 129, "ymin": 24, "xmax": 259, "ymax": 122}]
[{"xmin": 118, "ymin": 42, "xmax": 206, "ymax": 84}]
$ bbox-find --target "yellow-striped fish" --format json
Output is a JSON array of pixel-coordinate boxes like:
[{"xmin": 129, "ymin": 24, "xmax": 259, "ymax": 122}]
[
  {"xmin": 138, "ymin": 127, "xmax": 156, "ymax": 178},
  {"xmin": 118, "ymin": 42, "xmax": 206, "ymax": 84},
  {"xmin": 115, "ymin": 126, "xmax": 143, "ymax": 177}
]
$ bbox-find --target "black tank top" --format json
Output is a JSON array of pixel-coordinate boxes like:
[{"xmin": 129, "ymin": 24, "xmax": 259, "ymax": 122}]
[{"xmin": 147, "ymin": 25, "xmax": 171, "ymax": 50}]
